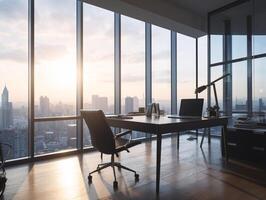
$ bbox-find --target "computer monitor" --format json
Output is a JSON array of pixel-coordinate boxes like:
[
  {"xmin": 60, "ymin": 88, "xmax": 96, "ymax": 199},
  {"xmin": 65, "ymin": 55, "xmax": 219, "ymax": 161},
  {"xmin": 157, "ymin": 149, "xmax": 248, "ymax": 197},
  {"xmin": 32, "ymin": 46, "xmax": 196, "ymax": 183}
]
[{"xmin": 179, "ymin": 98, "xmax": 204, "ymax": 117}]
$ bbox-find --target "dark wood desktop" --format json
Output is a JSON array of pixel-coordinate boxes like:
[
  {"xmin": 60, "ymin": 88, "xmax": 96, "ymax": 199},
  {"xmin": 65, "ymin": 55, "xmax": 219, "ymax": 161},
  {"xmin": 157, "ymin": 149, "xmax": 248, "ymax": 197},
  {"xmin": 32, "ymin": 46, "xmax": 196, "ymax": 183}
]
[{"xmin": 106, "ymin": 115, "xmax": 229, "ymax": 194}]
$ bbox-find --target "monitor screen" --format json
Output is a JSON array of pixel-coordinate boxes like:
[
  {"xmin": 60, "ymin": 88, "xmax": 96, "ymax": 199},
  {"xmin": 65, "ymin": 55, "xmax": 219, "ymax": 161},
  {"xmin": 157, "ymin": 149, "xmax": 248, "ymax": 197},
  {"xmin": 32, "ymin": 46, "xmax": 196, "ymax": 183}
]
[{"xmin": 179, "ymin": 98, "xmax": 204, "ymax": 116}]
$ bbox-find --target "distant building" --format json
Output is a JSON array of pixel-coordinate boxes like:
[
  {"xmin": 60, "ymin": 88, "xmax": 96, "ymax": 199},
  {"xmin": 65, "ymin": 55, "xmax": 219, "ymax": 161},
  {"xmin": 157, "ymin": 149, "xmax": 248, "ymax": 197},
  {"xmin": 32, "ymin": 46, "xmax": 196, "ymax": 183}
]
[
  {"xmin": 0, "ymin": 85, "xmax": 13, "ymax": 129},
  {"xmin": 0, "ymin": 128, "xmax": 27, "ymax": 159},
  {"xmin": 259, "ymin": 98, "xmax": 264, "ymax": 112},
  {"xmin": 125, "ymin": 97, "xmax": 134, "ymax": 114},
  {"xmin": 67, "ymin": 123, "xmax": 76, "ymax": 148},
  {"xmin": 91, "ymin": 95, "xmax": 108, "ymax": 112},
  {"xmin": 133, "ymin": 96, "xmax": 139, "ymax": 111},
  {"xmin": 235, "ymin": 104, "xmax": 247, "ymax": 111},
  {"xmin": 40, "ymin": 96, "xmax": 50, "ymax": 116}
]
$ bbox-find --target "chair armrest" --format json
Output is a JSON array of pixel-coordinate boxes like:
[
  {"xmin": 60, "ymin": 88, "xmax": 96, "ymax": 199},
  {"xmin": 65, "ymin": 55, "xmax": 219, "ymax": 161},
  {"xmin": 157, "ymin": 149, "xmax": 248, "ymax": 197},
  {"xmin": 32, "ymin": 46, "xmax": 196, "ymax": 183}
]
[{"xmin": 115, "ymin": 130, "xmax": 132, "ymax": 138}]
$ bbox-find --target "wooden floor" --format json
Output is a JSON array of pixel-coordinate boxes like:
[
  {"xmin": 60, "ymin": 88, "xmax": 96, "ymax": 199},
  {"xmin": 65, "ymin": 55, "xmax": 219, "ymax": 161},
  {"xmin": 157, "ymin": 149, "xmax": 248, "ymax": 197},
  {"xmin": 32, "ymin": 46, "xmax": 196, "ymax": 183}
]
[{"xmin": 3, "ymin": 135, "xmax": 266, "ymax": 200}]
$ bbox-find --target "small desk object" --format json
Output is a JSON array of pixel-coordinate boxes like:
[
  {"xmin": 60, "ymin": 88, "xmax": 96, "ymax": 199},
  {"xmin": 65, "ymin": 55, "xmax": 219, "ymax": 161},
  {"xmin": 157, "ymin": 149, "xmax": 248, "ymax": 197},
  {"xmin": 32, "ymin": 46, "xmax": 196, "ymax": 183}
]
[{"xmin": 106, "ymin": 116, "xmax": 228, "ymax": 194}]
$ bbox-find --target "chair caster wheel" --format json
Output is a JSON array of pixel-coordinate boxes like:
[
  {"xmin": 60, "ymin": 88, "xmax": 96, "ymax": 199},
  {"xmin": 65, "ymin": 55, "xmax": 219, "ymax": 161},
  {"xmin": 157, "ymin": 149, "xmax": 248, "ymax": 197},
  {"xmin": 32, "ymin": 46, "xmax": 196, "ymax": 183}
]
[
  {"xmin": 88, "ymin": 175, "xmax": 92, "ymax": 183},
  {"xmin": 113, "ymin": 181, "xmax": 118, "ymax": 188},
  {"xmin": 135, "ymin": 174, "xmax": 139, "ymax": 181}
]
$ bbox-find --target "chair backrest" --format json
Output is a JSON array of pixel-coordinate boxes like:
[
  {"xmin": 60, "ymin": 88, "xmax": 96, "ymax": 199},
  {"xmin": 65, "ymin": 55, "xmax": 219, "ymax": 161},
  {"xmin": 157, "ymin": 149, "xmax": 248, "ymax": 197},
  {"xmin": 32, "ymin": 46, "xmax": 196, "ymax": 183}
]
[{"xmin": 81, "ymin": 110, "xmax": 116, "ymax": 154}]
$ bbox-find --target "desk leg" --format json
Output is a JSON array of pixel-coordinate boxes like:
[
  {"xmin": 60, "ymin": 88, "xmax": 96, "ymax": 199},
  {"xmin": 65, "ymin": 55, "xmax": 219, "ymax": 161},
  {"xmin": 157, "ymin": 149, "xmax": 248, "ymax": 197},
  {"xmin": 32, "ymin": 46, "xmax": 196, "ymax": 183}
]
[
  {"xmin": 156, "ymin": 134, "xmax": 162, "ymax": 195},
  {"xmin": 222, "ymin": 125, "xmax": 228, "ymax": 162},
  {"xmin": 200, "ymin": 128, "xmax": 206, "ymax": 148},
  {"xmin": 177, "ymin": 132, "xmax": 179, "ymax": 150},
  {"xmin": 208, "ymin": 128, "xmax": 211, "ymax": 144}
]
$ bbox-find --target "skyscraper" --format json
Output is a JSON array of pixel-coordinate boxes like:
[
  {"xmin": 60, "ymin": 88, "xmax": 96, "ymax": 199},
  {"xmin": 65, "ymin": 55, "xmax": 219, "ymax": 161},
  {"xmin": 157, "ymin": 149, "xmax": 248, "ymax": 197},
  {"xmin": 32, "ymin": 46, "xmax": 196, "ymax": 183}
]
[
  {"xmin": 259, "ymin": 98, "xmax": 264, "ymax": 112},
  {"xmin": 91, "ymin": 95, "xmax": 108, "ymax": 112},
  {"xmin": 0, "ymin": 85, "xmax": 13, "ymax": 129},
  {"xmin": 40, "ymin": 96, "xmax": 50, "ymax": 116},
  {"xmin": 125, "ymin": 96, "xmax": 134, "ymax": 114},
  {"xmin": 133, "ymin": 96, "xmax": 139, "ymax": 111}
]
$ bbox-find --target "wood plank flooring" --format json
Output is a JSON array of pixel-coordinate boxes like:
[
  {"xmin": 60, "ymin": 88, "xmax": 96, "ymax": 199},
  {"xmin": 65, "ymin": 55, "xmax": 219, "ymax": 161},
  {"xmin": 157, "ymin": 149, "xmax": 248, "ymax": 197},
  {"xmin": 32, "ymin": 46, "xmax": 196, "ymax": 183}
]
[{"xmin": 3, "ymin": 135, "xmax": 266, "ymax": 200}]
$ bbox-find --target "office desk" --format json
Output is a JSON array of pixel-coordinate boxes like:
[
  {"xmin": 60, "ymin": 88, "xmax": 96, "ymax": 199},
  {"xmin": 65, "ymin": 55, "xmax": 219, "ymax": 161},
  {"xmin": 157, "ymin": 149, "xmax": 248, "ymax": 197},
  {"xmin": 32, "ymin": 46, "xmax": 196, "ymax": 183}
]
[{"xmin": 106, "ymin": 116, "xmax": 229, "ymax": 194}]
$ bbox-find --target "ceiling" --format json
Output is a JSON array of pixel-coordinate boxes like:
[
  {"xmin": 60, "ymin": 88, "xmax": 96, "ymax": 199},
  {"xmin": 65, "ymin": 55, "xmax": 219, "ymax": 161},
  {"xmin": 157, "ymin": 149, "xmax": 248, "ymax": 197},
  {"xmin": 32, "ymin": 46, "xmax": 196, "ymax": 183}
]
[
  {"xmin": 84, "ymin": 0, "xmax": 256, "ymax": 37},
  {"xmin": 163, "ymin": 0, "xmax": 237, "ymax": 16}
]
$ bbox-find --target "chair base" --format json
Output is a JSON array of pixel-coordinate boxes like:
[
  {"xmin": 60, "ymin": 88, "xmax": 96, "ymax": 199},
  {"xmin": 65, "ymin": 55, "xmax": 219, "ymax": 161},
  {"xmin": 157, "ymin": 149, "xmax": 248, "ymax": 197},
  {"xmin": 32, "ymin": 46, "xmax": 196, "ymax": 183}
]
[{"xmin": 88, "ymin": 155, "xmax": 139, "ymax": 188}]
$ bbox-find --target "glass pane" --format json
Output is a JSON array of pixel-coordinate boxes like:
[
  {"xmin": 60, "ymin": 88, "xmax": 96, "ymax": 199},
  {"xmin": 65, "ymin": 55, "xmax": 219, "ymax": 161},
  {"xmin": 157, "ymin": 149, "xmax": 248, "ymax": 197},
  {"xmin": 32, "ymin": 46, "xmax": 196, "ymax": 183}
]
[
  {"xmin": 83, "ymin": 4, "xmax": 114, "ymax": 114},
  {"xmin": 232, "ymin": 35, "xmax": 247, "ymax": 59},
  {"xmin": 152, "ymin": 25, "xmax": 171, "ymax": 114},
  {"xmin": 121, "ymin": 16, "xmax": 145, "ymax": 114},
  {"xmin": 232, "ymin": 62, "xmax": 247, "ymax": 112},
  {"xmin": 121, "ymin": 16, "xmax": 146, "ymax": 140},
  {"xmin": 0, "ymin": 0, "xmax": 28, "ymax": 159},
  {"xmin": 35, "ymin": 120, "xmax": 77, "ymax": 155},
  {"xmin": 198, "ymin": 36, "xmax": 208, "ymax": 113},
  {"xmin": 177, "ymin": 34, "xmax": 196, "ymax": 113},
  {"xmin": 210, "ymin": 66, "xmax": 224, "ymax": 135},
  {"xmin": 35, "ymin": 0, "xmax": 76, "ymax": 117},
  {"xmin": 253, "ymin": 57, "xmax": 266, "ymax": 114},
  {"xmin": 253, "ymin": 0, "xmax": 266, "ymax": 55},
  {"xmin": 83, "ymin": 4, "xmax": 114, "ymax": 147},
  {"xmin": 211, "ymin": 66, "xmax": 223, "ymax": 111},
  {"xmin": 210, "ymin": 35, "xmax": 223, "ymax": 64},
  {"xmin": 210, "ymin": 0, "xmax": 252, "ymax": 62}
]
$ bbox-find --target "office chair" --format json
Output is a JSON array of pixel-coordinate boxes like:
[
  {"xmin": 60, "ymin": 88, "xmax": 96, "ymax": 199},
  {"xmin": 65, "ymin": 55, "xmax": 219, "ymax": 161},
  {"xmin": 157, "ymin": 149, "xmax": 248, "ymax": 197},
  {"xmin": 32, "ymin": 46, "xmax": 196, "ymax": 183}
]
[{"xmin": 81, "ymin": 110, "xmax": 141, "ymax": 188}]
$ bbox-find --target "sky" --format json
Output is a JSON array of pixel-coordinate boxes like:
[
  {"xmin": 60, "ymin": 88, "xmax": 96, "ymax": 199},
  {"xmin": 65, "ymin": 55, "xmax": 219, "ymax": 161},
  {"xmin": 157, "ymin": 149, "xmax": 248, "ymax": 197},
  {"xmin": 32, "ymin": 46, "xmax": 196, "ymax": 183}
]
[{"xmin": 0, "ymin": 0, "xmax": 266, "ymax": 109}]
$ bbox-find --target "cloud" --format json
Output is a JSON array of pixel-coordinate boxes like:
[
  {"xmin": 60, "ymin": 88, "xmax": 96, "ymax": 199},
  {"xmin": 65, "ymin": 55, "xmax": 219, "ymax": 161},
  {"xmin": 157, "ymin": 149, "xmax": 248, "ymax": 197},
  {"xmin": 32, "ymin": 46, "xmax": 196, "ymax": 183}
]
[
  {"xmin": 122, "ymin": 52, "xmax": 145, "ymax": 64},
  {"xmin": 35, "ymin": 44, "xmax": 68, "ymax": 61},
  {"xmin": 153, "ymin": 50, "xmax": 170, "ymax": 60},
  {"xmin": 0, "ymin": 48, "xmax": 27, "ymax": 63},
  {"xmin": 121, "ymin": 74, "xmax": 144, "ymax": 82},
  {"xmin": 0, "ymin": 0, "xmax": 27, "ymax": 19}
]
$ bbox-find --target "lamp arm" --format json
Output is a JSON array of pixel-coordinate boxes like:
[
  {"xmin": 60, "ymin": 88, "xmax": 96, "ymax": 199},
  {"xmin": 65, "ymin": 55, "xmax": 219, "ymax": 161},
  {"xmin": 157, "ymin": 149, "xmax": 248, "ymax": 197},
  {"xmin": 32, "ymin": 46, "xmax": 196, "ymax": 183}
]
[{"xmin": 212, "ymin": 83, "xmax": 219, "ymax": 112}]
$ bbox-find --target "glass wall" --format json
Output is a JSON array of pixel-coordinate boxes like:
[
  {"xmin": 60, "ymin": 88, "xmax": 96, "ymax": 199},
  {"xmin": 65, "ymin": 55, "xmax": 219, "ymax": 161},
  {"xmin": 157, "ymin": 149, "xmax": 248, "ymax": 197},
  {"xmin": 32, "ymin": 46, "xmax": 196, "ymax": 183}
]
[
  {"xmin": 253, "ymin": 58, "xmax": 266, "ymax": 113},
  {"xmin": 198, "ymin": 36, "xmax": 208, "ymax": 113},
  {"xmin": 34, "ymin": 0, "xmax": 76, "ymax": 155},
  {"xmin": 209, "ymin": 0, "xmax": 266, "ymax": 123},
  {"xmin": 121, "ymin": 16, "xmax": 145, "ymax": 139},
  {"xmin": 35, "ymin": 0, "xmax": 76, "ymax": 117},
  {"xmin": 0, "ymin": 0, "xmax": 28, "ymax": 159},
  {"xmin": 121, "ymin": 16, "xmax": 145, "ymax": 115},
  {"xmin": 177, "ymin": 34, "xmax": 196, "ymax": 113},
  {"xmin": 0, "ymin": 0, "xmax": 206, "ymax": 161},
  {"xmin": 152, "ymin": 25, "xmax": 171, "ymax": 114},
  {"xmin": 210, "ymin": 66, "xmax": 224, "ymax": 111},
  {"xmin": 232, "ymin": 62, "xmax": 247, "ymax": 112},
  {"xmin": 83, "ymin": 4, "xmax": 114, "ymax": 146}
]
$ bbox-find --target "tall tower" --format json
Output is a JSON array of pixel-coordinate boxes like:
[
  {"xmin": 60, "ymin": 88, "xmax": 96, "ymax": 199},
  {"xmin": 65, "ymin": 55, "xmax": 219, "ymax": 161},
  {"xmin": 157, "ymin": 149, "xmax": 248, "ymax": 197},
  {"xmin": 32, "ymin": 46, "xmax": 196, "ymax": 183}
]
[
  {"xmin": 125, "ymin": 96, "xmax": 134, "ymax": 114},
  {"xmin": 0, "ymin": 85, "xmax": 13, "ymax": 129},
  {"xmin": 40, "ymin": 96, "xmax": 50, "ymax": 116}
]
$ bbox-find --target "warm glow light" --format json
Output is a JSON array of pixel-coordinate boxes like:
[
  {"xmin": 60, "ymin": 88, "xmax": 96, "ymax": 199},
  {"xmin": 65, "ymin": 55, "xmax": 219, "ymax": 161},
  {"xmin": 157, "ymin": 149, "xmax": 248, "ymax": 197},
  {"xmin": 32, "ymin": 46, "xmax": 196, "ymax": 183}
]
[{"xmin": 35, "ymin": 54, "xmax": 76, "ymax": 104}]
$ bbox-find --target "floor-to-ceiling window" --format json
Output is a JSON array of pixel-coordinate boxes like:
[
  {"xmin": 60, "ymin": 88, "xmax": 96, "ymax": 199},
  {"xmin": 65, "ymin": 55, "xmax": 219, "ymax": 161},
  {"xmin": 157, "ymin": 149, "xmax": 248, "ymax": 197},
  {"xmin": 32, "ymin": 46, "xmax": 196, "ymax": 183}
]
[
  {"xmin": 253, "ymin": 58, "xmax": 266, "ymax": 116},
  {"xmin": 1, "ymin": 0, "xmax": 203, "ymax": 162},
  {"xmin": 209, "ymin": 0, "xmax": 266, "ymax": 123},
  {"xmin": 121, "ymin": 16, "xmax": 145, "ymax": 114},
  {"xmin": 152, "ymin": 26, "xmax": 171, "ymax": 114},
  {"xmin": 198, "ymin": 36, "xmax": 208, "ymax": 113},
  {"xmin": 121, "ymin": 15, "xmax": 145, "ymax": 139},
  {"xmin": 177, "ymin": 34, "xmax": 196, "ymax": 113},
  {"xmin": 34, "ymin": 0, "xmax": 76, "ymax": 155},
  {"xmin": 0, "ymin": 0, "xmax": 28, "ymax": 159},
  {"xmin": 83, "ymin": 4, "xmax": 114, "ymax": 146}
]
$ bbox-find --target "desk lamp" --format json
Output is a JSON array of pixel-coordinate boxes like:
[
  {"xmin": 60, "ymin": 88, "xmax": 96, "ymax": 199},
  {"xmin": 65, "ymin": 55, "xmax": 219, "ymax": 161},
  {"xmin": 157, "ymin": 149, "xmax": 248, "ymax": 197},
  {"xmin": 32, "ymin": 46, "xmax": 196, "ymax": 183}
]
[{"xmin": 195, "ymin": 73, "xmax": 230, "ymax": 117}]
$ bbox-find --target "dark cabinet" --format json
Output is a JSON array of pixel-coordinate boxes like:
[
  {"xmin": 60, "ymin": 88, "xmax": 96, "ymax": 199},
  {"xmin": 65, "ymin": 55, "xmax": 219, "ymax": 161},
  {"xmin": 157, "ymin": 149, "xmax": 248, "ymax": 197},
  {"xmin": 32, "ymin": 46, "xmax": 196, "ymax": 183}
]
[{"xmin": 227, "ymin": 128, "xmax": 266, "ymax": 167}]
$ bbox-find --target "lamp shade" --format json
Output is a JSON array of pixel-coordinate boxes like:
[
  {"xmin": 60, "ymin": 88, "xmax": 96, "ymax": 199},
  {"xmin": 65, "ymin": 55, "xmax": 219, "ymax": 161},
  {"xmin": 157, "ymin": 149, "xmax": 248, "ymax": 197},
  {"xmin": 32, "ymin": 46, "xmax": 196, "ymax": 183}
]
[{"xmin": 195, "ymin": 85, "xmax": 207, "ymax": 94}]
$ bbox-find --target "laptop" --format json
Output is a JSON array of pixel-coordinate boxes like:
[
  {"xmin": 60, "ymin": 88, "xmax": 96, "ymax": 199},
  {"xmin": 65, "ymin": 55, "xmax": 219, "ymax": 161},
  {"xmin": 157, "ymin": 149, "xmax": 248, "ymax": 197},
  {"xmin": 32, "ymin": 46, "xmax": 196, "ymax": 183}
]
[{"xmin": 168, "ymin": 98, "xmax": 204, "ymax": 119}]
